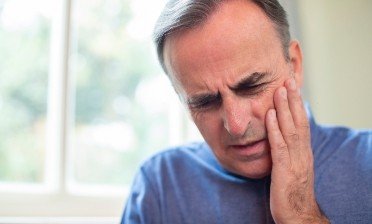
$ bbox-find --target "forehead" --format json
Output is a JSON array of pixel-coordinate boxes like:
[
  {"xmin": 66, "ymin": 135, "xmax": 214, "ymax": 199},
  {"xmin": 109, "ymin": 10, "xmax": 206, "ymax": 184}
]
[{"xmin": 163, "ymin": 0, "xmax": 284, "ymax": 91}]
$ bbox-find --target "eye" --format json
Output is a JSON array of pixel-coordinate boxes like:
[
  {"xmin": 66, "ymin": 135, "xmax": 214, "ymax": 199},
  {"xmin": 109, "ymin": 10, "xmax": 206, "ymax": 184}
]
[
  {"xmin": 238, "ymin": 83, "xmax": 267, "ymax": 96},
  {"xmin": 188, "ymin": 97, "xmax": 221, "ymax": 111}
]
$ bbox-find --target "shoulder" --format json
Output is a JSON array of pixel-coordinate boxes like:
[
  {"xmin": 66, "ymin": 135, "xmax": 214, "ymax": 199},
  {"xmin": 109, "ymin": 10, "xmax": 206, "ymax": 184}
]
[
  {"xmin": 313, "ymin": 125, "xmax": 372, "ymax": 189},
  {"xmin": 139, "ymin": 141, "xmax": 211, "ymax": 176},
  {"xmin": 313, "ymin": 124, "xmax": 372, "ymax": 184},
  {"xmin": 125, "ymin": 142, "xmax": 209, "ymax": 199},
  {"xmin": 313, "ymin": 126, "xmax": 372, "ymax": 222},
  {"xmin": 313, "ymin": 124, "xmax": 372, "ymax": 155},
  {"xmin": 121, "ymin": 144, "xmax": 209, "ymax": 224},
  {"xmin": 143, "ymin": 141, "xmax": 207, "ymax": 163}
]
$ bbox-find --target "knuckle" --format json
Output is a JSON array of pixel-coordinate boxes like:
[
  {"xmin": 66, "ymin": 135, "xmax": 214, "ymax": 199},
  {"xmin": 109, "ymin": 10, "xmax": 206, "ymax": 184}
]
[
  {"xmin": 286, "ymin": 132, "xmax": 300, "ymax": 142},
  {"xmin": 296, "ymin": 171, "xmax": 311, "ymax": 184},
  {"xmin": 290, "ymin": 162, "xmax": 313, "ymax": 185},
  {"xmin": 276, "ymin": 142, "xmax": 288, "ymax": 151},
  {"xmin": 271, "ymin": 142, "xmax": 289, "ymax": 164},
  {"xmin": 299, "ymin": 122, "xmax": 310, "ymax": 130},
  {"xmin": 274, "ymin": 149, "xmax": 289, "ymax": 165}
]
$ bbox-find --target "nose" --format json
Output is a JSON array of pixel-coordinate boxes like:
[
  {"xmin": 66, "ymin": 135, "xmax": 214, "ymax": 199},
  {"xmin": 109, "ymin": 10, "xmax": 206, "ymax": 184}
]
[{"xmin": 221, "ymin": 97, "xmax": 251, "ymax": 137}]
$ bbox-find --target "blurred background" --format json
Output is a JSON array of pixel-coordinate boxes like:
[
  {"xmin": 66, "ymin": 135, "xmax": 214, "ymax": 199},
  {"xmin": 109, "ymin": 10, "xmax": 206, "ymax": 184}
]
[{"xmin": 0, "ymin": 0, "xmax": 371, "ymax": 223}]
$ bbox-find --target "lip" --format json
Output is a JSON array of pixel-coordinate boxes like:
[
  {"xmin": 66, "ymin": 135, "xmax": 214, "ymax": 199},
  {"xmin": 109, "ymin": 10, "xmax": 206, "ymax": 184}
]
[{"xmin": 228, "ymin": 139, "xmax": 268, "ymax": 157}]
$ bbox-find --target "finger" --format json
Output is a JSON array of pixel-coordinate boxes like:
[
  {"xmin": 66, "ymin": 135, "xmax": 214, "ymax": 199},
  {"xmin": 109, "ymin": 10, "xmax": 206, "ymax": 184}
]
[
  {"xmin": 285, "ymin": 78, "xmax": 310, "ymax": 145},
  {"xmin": 274, "ymin": 86, "xmax": 299, "ymax": 150},
  {"xmin": 266, "ymin": 109, "xmax": 290, "ymax": 168}
]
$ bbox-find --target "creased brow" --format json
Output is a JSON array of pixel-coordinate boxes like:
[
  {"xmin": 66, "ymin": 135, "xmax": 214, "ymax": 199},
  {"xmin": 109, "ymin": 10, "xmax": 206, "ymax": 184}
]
[
  {"xmin": 187, "ymin": 93, "xmax": 220, "ymax": 107},
  {"xmin": 230, "ymin": 72, "xmax": 268, "ymax": 91}
]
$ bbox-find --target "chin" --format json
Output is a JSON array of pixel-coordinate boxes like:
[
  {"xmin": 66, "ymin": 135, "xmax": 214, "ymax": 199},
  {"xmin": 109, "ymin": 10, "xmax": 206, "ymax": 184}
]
[
  {"xmin": 229, "ymin": 155, "xmax": 272, "ymax": 179},
  {"xmin": 243, "ymin": 169, "xmax": 271, "ymax": 179}
]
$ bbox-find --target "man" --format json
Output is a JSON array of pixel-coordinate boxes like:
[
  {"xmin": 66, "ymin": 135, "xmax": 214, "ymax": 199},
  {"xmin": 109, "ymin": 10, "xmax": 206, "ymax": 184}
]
[{"xmin": 122, "ymin": 0, "xmax": 372, "ymax": 223}]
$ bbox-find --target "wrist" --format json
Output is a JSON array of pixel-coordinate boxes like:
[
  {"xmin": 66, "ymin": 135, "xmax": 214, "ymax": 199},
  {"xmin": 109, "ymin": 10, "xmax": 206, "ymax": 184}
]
[
  {"xmin": 273, "ymin": 201, "xmax": 329, "ymax": 224},
  {"xmin": 294, "ymin": 206, "xmax": 329, "ymax": 224}
]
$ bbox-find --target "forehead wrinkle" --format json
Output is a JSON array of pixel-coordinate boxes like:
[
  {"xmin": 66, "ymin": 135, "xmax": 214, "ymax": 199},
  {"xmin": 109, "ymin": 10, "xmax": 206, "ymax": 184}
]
[
  {"xmin": 164, "ymin": 0, "xmax": 287, "ymax": 102},
  {"xmin": 197, "ymin": 78, "xmax": 219, "ymax": 95},
  {"xmin": 166, "ymin": 1, "xmax": 277, "ymax": 75},
  {"xmin": 228, "ymin": 72, "xmax": 264, "ymax": 89}
]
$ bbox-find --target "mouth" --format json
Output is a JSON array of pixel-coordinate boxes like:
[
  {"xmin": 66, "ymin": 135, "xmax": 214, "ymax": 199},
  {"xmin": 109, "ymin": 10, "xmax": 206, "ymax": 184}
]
[{"xmin": 229, "ymin": 139, "xmax": 268, "ymax": 157}]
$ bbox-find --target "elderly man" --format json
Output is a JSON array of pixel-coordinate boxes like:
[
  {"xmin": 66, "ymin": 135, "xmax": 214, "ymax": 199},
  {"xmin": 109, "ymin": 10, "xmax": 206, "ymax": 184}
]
[{"xmin": 121, "ymin": 0, "xmax": 372, "ymax": 223}]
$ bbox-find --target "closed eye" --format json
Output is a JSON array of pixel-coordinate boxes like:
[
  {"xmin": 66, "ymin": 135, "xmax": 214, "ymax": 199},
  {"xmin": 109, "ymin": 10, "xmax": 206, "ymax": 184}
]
[
  {"xmin": 235, "ymin": 82, "xmax": 268, "ymax": 96},
  {"xmin": 187, "ymin": 93, "xmax": 222, "ymax": 110},
  {"xmin": 229, "ymin": 72, "xmax": 272, "ymax": 97}
]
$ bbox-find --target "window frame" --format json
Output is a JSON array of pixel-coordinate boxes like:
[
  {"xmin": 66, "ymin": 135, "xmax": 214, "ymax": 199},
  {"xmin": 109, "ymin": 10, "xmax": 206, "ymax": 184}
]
[
  {"xmin": 0, "ymin": 0, "xmax": 199, "ymax": 218},
  {"xmin": 0, "ymin": 0, "xmax": 127, "ymax": 218}
]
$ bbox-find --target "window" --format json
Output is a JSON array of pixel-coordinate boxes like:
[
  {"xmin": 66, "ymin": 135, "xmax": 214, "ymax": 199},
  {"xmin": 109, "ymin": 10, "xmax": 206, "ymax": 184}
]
[
  {"xmin": 0, "ymin": 0, "xmax": 53, "ymax": 188},
  {"xmin": 0, "ymin": 0, "xmax": 201, "ymax": 220},
  {"xmin": 68, "ymin": 0, "xmax": 175, "ymax": 192}
]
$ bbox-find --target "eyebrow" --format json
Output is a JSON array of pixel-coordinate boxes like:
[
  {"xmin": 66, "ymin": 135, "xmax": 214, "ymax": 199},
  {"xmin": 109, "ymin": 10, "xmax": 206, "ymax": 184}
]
[
  {"xmin": 187, "ymin": 92, "xmax": 220, "ymax": 106},
  {"xmin": 186, "ymin": 71, "xmax": 271, "ymax": 106},
  {"xmin": 230, "ymin": 72, "xmax": 269, "ymax": 91}
]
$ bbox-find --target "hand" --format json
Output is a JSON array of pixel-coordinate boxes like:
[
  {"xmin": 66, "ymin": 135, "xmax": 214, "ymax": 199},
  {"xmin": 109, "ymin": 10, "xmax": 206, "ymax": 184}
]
[{"xmin": 265, "ymin": 78, "xmax": 329, "ymax": 224}]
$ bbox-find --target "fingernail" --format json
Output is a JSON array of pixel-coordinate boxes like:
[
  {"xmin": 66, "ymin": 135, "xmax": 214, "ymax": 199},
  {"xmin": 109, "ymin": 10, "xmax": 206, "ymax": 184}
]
[
  {"xmin": 289, "ymin": 78, "xmax": 296, "ymax": 91},
  {"xmin": 280, "ymin": 87, "xmax": 287, "ymax": 98},
  {"xmin": 270, "ymin": 109, "xmax": 277, "ymax": 120}
]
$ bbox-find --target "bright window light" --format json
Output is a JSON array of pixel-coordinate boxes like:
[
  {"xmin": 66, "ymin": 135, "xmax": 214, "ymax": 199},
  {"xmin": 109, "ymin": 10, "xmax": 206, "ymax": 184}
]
[
  {"xmin": 0, "ymin": 0, "xmax": 202, "ymax": 218},
  {"xmin": 0, "ymin": 0, "xmax": 56, "ymax": 189}
]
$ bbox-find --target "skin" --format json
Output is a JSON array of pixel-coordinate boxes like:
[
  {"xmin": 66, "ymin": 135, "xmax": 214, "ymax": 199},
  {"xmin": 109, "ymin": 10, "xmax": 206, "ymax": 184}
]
[{"xmin": 163, "ymin": 0, "xmax": 329, "ymax": 223}]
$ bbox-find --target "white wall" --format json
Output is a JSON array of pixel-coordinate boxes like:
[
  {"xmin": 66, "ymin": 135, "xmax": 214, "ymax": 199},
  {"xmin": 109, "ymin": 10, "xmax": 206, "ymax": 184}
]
[{"xmin": 295, "ymin": 0, "xmax": 372, "ymax": 128}]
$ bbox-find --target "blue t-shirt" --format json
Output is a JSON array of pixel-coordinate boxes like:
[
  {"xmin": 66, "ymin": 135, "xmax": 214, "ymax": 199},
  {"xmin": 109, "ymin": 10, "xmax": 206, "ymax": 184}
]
[{"xmin": 121, "ymin": 111, "xmax": 372, "ymax": 223}]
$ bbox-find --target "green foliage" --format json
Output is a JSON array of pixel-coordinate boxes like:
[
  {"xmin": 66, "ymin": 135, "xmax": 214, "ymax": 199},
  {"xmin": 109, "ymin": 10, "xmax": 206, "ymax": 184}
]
[
  {"xmin": 72, "ymin": 0, "xmax": 169, "ymax": 186},
  {"xmin": 0, "ymin": 0, "xmax": 169, "ymax": 186},
  {"xmin": 0, "ymin": 16, "xmax": 50, "ymax": 182},
  {"xmin": 73, "ymin": 0, "xmax": 159, "ymax": 124}
]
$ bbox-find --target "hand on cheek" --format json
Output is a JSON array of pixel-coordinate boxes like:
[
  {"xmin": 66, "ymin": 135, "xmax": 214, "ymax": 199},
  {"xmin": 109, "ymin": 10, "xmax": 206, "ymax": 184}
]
[{"xmin": 265, "ymin": 78, "xmax": 329, "ymax": 223}]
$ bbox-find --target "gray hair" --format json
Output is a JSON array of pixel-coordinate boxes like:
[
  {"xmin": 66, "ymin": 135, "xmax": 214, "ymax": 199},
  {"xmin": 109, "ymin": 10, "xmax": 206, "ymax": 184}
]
[{"xmin": 153, "ymin": 0, "xmax": 291, "ymax": 75}]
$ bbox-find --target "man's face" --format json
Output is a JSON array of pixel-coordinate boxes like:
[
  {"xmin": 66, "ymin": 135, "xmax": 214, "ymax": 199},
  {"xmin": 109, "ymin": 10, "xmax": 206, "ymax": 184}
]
[{"xmin": 163, "ymin": 0, "xmax": 303, "ymax": 179}]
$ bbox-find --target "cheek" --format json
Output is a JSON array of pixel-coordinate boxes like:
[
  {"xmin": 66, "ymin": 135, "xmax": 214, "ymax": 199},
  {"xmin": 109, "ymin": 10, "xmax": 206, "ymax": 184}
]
[
  {"xmin": 251, "ymin": 90, "xmax": 276, "ymax": 120},
  {"xmin": 192, "ymin": 112, "xmax": 221, "ymax": 140}
]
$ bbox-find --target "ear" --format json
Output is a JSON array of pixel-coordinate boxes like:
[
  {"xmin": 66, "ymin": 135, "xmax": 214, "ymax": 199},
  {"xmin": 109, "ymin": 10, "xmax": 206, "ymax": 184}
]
[{"xmin": 288, "ymin": 40, "xmax": 304, "ymax": 88}]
